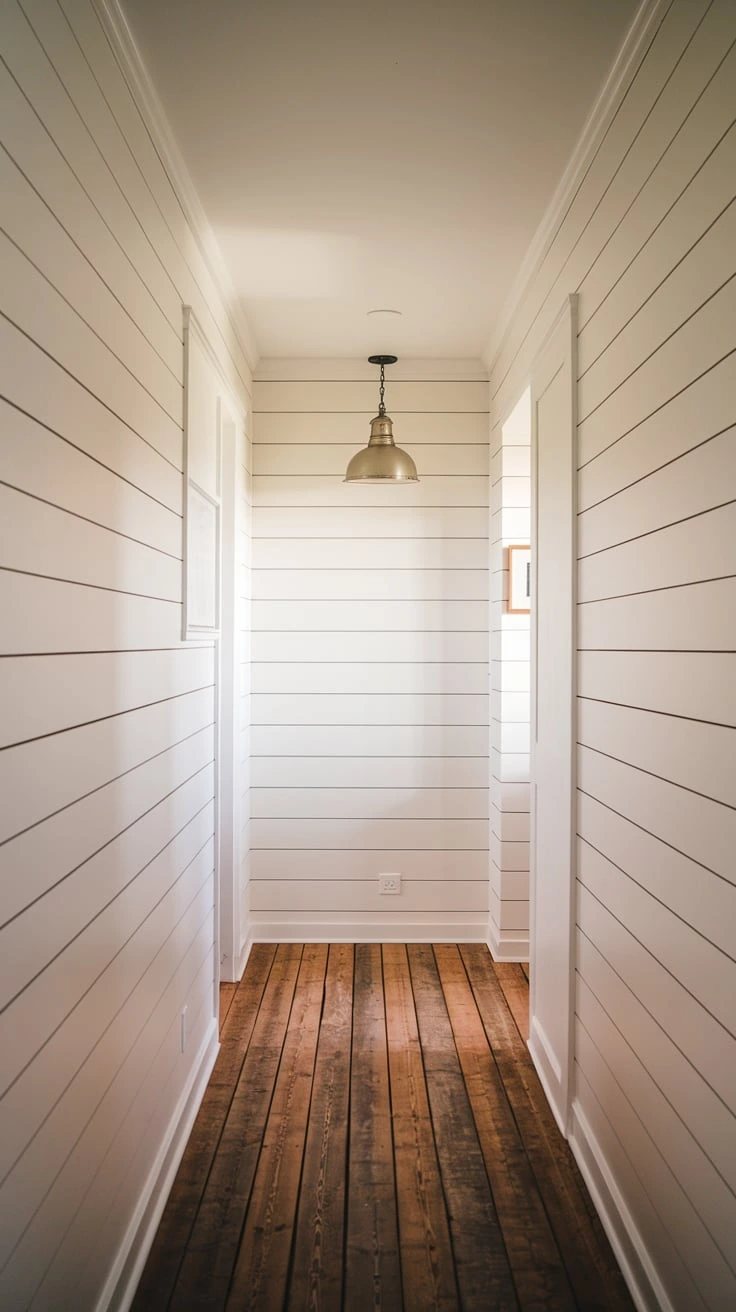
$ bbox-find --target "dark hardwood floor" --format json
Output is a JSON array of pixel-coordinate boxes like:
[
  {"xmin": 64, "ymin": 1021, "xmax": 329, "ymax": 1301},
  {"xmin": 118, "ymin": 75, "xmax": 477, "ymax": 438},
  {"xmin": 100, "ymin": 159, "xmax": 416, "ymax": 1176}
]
[{"xmin": 132, "ymin": 944, "xmax": 633, "ymax": 1311}]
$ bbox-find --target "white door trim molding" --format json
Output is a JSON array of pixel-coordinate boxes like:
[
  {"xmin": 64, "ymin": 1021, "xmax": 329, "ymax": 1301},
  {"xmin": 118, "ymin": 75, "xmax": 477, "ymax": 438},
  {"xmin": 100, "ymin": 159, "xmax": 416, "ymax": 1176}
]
[{"xmin": 528, "ymin": 293, "xmax": 578, "ymax": 1137}]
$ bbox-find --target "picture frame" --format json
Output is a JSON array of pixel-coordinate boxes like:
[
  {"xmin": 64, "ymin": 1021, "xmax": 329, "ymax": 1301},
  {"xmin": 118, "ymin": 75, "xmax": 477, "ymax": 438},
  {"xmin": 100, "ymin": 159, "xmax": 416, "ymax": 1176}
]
[{"xmin": 508, "ymin": 544, "xmax": 531, "ymax": 613}]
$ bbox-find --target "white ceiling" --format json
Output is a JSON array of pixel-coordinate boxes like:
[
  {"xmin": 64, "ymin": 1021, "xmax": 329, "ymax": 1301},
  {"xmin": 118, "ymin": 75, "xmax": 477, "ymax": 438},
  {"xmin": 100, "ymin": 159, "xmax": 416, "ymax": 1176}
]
[{"xmin": 120, "ymin": 0, "xmax": 640, "ymax": 362}]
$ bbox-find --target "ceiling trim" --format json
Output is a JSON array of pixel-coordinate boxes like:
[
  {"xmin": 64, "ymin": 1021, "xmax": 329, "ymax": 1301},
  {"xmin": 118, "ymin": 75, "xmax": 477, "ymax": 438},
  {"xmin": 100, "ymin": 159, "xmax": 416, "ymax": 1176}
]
[
  {"xmin": 92, "ymin": 0, "xmax": 260, "ymax": 374},
  {"xmin": 483, "ymin": 0, "xmax": 671, "ymax": 373}
]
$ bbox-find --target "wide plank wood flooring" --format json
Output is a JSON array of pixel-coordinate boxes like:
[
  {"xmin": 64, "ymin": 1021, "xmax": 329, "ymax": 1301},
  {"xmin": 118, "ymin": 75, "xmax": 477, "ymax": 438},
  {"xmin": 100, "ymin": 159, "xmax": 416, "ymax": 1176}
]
[{"xmin": 132, "ymin": 944, "xmax": 633, "ymax": 1311}]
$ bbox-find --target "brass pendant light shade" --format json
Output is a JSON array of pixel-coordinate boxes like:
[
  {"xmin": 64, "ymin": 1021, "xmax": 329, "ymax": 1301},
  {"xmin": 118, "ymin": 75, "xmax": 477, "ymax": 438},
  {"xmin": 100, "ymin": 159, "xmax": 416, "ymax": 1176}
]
[{"xmin": 344, "ymin": 355, "xmax": 419, "ymax": 483}]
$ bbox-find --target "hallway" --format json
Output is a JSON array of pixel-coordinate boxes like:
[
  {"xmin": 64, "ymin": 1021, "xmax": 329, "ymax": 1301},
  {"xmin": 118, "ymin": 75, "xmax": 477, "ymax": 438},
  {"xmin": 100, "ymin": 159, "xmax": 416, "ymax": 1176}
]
[{"xmin": 133, "ymin": 944, "xmax": 632, "ymax": 1310}]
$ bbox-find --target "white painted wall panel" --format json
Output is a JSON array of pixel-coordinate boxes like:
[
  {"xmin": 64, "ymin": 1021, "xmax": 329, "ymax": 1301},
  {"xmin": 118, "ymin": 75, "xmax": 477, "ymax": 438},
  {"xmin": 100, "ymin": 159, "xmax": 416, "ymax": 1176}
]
[
  {"xmin": 252, "ymin": 408, "xmax": 489, "ymax": 444},
  {"xmin": 253, "ymin": 362, "xmax": 489, "ymax": 936},
  {"xmin": 0, "ymin": 400, "xmax": 182, "ymax": 558},
  {"xmin": 251, "ymin": 568, "xmax": 488, "ymax": 601},
  {"xmin": 254, "ymin": 504, "xmax": 489, "ymax": 538},
  {"xmin": 250, "ymin": 755, "xmax": 488, "ymax": 789},
  {"xmin": 251, "ymin": 661, "xmax": 488, "ymax": 695},
  {"xmin": 0, "ymin": 4, "xmax": 251, "ymax": 1308},
  {"xmin": 251, "ymin": 630, "xmax": 489, "ymax": 663},
  {"xmin": 253, "ymin": 475, "xmax": 487, "ymax": 508},
  {"xmin": 490, "ymin": 4, "xmax": 736, "ymax": 1305},
  {"xmin": 578, "ymin": 501, "xmax": 736, "ymax": 602},
  {"xmin": 254, "ymin": 442, "xmax": 489, "ymax": 476},
  {"xmin": 252, "ymin": 537, "xmax": 488, "ymax": 569},
  {"xmin": 251, "ymin": 787, "xmax": 488, "ymax": 820},
  {"xmin": 250, "ymin": 849, "xmax": 488, "ymax": 882}
]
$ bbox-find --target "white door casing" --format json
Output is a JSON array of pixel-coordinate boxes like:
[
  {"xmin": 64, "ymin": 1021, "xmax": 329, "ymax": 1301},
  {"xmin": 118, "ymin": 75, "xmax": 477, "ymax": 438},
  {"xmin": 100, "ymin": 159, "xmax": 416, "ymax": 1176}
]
[{"xmin": 528, "ymin": 294, "xmax": 578, "ymax": 1136}]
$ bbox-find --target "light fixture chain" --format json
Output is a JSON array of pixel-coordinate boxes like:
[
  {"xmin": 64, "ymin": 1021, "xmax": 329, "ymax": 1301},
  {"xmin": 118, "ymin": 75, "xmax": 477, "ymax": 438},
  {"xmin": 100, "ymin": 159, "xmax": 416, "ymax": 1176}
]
[{"xmin": 379, "ymin": 362, "xmax": 386, "ymax": 415}]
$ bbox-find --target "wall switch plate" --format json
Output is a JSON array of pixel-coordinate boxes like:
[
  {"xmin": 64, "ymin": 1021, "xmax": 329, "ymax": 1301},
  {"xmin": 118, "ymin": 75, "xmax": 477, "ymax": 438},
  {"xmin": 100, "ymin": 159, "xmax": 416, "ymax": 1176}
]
[{"xmin": 379, "ymin": 873, "xmax": 401, "ymax": 895}]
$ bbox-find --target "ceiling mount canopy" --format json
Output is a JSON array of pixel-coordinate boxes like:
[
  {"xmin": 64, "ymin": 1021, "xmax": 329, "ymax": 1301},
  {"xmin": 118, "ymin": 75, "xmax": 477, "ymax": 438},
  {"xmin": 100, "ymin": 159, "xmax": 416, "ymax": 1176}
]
[{"xmin": 344, "ymin": 355, "xmax": 419, "ymax": 484}]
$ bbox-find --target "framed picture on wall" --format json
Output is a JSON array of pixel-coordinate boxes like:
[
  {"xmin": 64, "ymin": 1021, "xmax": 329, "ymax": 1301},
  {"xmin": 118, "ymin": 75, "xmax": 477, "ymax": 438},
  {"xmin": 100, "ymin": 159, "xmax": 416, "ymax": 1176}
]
[{"xmin": 508, "ymin": 544, "xmax": 531, "ymax": 613}]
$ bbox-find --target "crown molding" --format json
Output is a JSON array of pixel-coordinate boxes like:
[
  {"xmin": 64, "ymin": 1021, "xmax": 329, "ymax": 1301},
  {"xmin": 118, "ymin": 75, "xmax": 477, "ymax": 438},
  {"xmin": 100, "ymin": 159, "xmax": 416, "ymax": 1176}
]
[
  {"xmin": 92, "ymin": 0, "xmax": 260, "ymax": 374},
  {"xmin": 483, "ymin": 0, "xmax": 671, "ymax": 374}
]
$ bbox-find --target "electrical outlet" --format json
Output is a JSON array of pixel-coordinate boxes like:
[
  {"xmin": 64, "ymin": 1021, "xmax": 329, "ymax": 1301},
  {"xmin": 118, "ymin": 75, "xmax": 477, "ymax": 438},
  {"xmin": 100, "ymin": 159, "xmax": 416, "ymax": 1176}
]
[{"xmin": 379, "ymin": 873, "xmax": 401, "ymax": 895}]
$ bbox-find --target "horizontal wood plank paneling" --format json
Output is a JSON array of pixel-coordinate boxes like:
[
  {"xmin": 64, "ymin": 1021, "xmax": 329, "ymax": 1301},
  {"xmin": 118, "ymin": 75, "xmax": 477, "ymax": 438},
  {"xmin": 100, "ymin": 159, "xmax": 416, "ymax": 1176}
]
[
  {"xmin": 251, "ymin": 630, "xmax": 490, "ymax": 663},
  {"xmin": 0, "ymin": 317, "xmax": 182, "ymax": 513},
  {"xmin": 0, "ymin": 726, "xmax": 215, "ymax": 929},
  {"xmin": 251, "ymin": 722, "xmax": 489, "ymax": 758},
  {"xmin": 0, "ymin": 686, "xmax": 214, "ymax": 845},
  {"xmin": 254, "ymin": 379, "xmax": 489, "ymax": 412},
  {"xmin": 254, "ymin": 442, "xmax": 489, "ymax": 476},
  {"xmin": 577, "ymin": 932, "xmax": 736, "ymax": 1198},
  {"xmin": 577, "ymin": 884, "xmax": 736, "ymax": 1115},
  {"xmin": 577, "ymin": 743, "xmax": 735, "ymax": 882},
  {"xmin": 249, "ymin": 849, "xmax": 488, "ymax": 883},
  {"xmin": 252, "ymin": 409, "xmax": 489, "ymax": 444},
  {"xmin": 250, "ymin": 817, "xmax": 488, "ymax": 851},
  {"xmin": 249, "ymin": 880, "xmax": 488, "ymax": 913},
  {"xmin": 0, "ymin": 400, "xmax": 182, "ymax": 557},
  {"xmin": 578, "ymin": 697, "xmax": 735, "ymax": 806},
  {"xmin": 252, "ymin": 598, "xmax": 488, "ymax": 632},
  {"xmin": 250, "ymin": 693, "xmax": 488, "ymax": 726},
  {"xmin": 577, "ymin": 355, "xmax": 735, "ymax": 508},
  {"xmin": 250, "ymin": 787, "xmax": 488, "ymax": 820},
  {"xmin": 0, "ymin": 57, "xmax": 181, "ymax": 376},
  {"xmin": 250, "ymin": 661, "xmax": 488, "ymax": 695},
  {"xmin": 577, "ymin": 578, "xmax": 736, "ymax": 651},
  {"xmin": 253, "ymin": 475, "xmax": 488, "ymax": 508},
  {"xmin": 250, "ymin": 755, "xmax": 488, "ymax": 789},
  {"xmin": 0, "ymin": 648, "xmax": 214, "ymax": 748},
  {"xmin": 578, "ymin": 429, "xmax": 736, "ymax": 557},
  {"xmin": 251, "ymin": 568, "xmax": 489, "ymax": 601},
  {"xmin": 578, "ymin": 501, "xmax": 736, "ymax": 603},
  {"xmin": 0, "ymin": 484, "xmax": 181, "ymax": 602},
  {"xmin": 254, "ymin": 504, "xmax": 490, "ymax": 538},
  {"xmin": 577, "ymin": 790, "xmax": 734, "ymax": 960},
  {"xmin": 252, "ymin": 537, "xmax": 488, "ymax": 569},
  {"xmin": 0, "ymin": 2, "xmax": 251, "ymax": 1306},
  {"xmin": 577, "ymin": 649, "xmax": 736, "ymax": 725},
  {"xmin": 253, "ymin": 363, "xmax": 489, "ymax": 930},
  {"xmin": 490, "ymin": 3, "xmax": 736, "ymax": 1305}
]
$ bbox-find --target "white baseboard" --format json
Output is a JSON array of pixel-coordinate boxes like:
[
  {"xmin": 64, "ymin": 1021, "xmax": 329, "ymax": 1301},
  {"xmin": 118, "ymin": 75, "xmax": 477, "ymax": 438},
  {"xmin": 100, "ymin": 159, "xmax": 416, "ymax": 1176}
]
[
  {"xmin": 249, "ymin": 915, "xmax": 487, "ymax": 943},
  {"xmin": 487, "ymin": 920, "xmax": 529, "ymax": 962},
  {"xmin": 528, "ymin": 1015, "xmax": 567, "ymax": 1137},
  {"xmin": 570, "ymin": 1099, "xmax": 674, "ymax": 1312},
  {"xmin": 101, "ymin": 1019, "xmax": 219, "ymax": 1312},
  {"xmin": 237, "ymin": 926, "xmax": 254, "ymax": 978}
]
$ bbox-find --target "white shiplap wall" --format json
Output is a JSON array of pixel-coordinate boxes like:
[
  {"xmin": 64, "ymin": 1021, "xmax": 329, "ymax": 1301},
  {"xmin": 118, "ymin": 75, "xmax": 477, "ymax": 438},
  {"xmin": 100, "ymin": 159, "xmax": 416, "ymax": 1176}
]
[
  {"xmin": 490, "ymin": 1, "xmax": 736, "ymax": 1308},
  {"xmin": 0, "ymin": 1, "xmax": 251, "ymax": 1307},
  {"xmin": 251, "ymin": 360, "xmax": 490, "ymax": 940},
  {"xmin": 489, "ymin": 389, "xmax": 531, "ymax": 959}
]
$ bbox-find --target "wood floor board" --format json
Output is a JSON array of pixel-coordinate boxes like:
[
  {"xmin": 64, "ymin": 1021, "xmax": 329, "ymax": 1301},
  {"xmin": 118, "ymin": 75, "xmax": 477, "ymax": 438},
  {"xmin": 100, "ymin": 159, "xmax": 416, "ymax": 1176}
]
[
  {"xmin": 493, "ymin": 961, "xmax": 530, "ymax": 1041},
  {"xmin": 227, "ymin": 944, "xmax": 329, "ymax": 1311},
  {"xmin": 407, "ymin": 944, "xmax": 518, "ymax": 1311},
  {"xmin": 287, "ymin": 943, "xmax": 354, "ymax": 1311},
  {"xmin": 168, "ymin": 943, "xmax": 304, "ymax": 1310},
  {"xmin": 219, "ymin": 981, "xmax": 238, "ymax": 1033},
  {"xmin": 132, "ymin": 943, "xmax": 277, "ymax": 1309},
  {"xmin": 382, "ymin": 944, "xmax": 459, "ymax": 1312},
  {"xmin": 433, "ymin": 945, "xmax": 576, "ymax": 1310},
  {"xmin": 133, "ymin": 942, "xmax": 634, "ymax": 1312},
  {"xmin": 460, "ymin": 944, "xmax": 633, "ymax": 1311},
  {"xmin": 344, "ymin": 943, "xmax": 402, "ymax": 1312}
]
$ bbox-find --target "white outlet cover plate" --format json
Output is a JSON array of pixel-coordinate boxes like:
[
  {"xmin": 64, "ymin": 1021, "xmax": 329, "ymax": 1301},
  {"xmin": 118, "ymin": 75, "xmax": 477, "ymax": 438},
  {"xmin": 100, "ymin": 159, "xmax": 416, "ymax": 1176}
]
[{"xmin": 379, "ymin": 874, "xmax": 401, "ymax": 895}]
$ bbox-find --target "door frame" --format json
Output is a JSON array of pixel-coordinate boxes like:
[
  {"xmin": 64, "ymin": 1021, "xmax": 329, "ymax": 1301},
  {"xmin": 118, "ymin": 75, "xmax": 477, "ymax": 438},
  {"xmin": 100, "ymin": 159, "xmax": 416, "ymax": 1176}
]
[
  {"xmin": 216, "ymin": 392, "xmax": 247, "ymax": 985},
  {"xmin": 528, "ymin": 293, "xmax": 578, "ymax": 1136}
]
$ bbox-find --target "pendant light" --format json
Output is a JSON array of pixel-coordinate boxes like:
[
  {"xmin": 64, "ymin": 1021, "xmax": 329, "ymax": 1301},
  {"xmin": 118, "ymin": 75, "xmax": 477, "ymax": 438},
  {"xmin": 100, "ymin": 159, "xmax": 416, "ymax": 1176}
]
[{"xmin": 344, "ymin": 355, "xmax": 419, "ymax": 483}]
